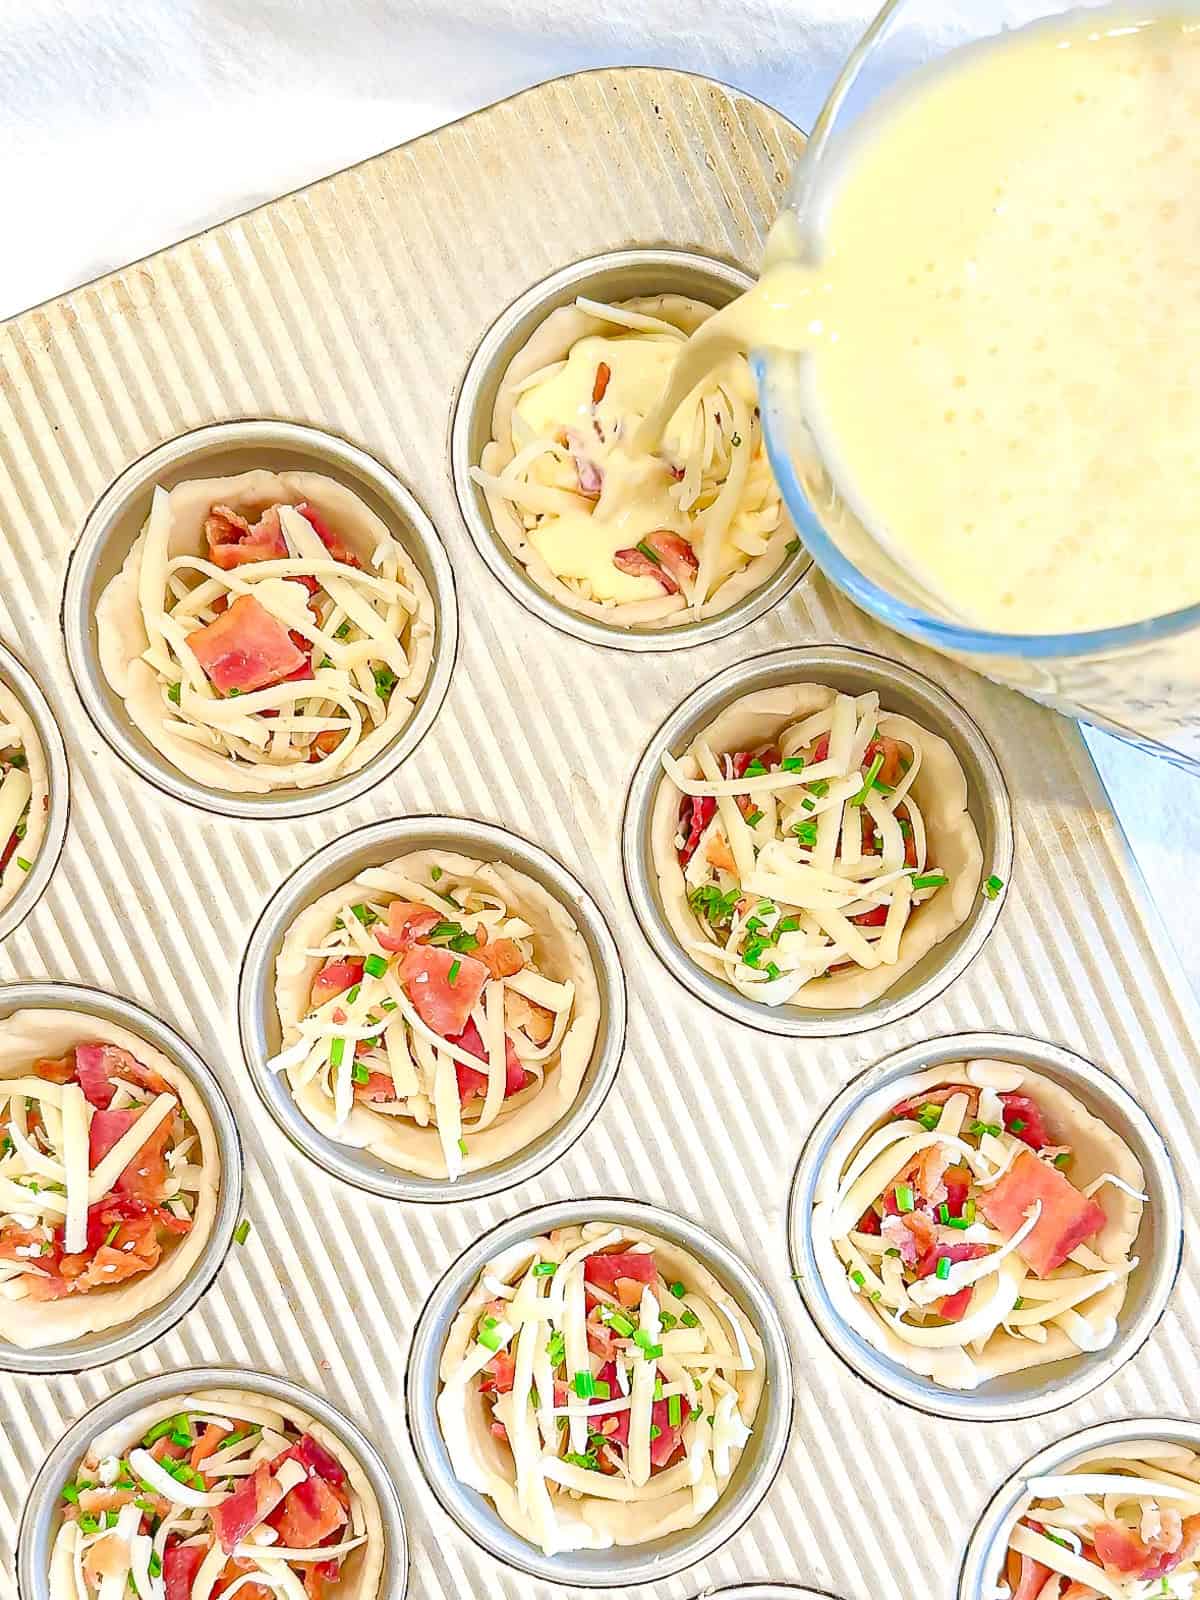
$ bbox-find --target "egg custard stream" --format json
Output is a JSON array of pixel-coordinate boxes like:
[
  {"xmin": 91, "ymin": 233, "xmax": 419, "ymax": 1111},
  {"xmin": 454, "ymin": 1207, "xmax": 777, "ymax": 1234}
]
[{"xmin": 639, "ymin": 8, "xmax": 1200, "ymax": 638}]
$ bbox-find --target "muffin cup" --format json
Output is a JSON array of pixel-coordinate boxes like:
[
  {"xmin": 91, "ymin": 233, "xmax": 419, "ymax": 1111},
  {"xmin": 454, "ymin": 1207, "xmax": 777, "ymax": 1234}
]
[
  {"xmin": 451, "ymin": 248, "xmax": 809, "ymax": 651},
  {"xmin": 16, "ymin": 1365, "xmax": 408, "ymax": 1600},
  {"xmin": 405, "ymin": 1197, "xmax": 794, "ymax": 1587},
  {"xmin": 237, "ymin": 816, "xmax": 626, "ymax": 1203},
  {"xmin": 0, "ymin": 639, "xmax": 69, "ymax": 943},
  {"xmin": 957, "ymin": 1417, "xmax": 1200, "ymax": 1598},
  {"xmin": 0, "ymin": 982, "xmax": 243, "ymax": 1374},
  {"xmin": 788, "ymin": 1031, "xmax": 1182, "ymax": 1421},
  {"xmin": 622, "ymin": 644, "xmax": 1012, "ymax": 1037},
  {"xmin": 62, "ymin": 418, "xmax": 457, "ymax": 819}
]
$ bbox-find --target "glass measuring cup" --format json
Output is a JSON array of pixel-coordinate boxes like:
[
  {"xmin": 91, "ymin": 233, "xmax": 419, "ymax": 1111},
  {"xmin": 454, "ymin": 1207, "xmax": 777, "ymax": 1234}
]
[{"xmin": 755, "ymin": 1, "xmax": 1200, "ymax": 773}]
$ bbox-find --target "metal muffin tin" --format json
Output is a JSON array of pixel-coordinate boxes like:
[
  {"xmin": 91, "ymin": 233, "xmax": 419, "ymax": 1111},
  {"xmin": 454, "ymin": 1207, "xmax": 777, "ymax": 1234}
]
[
  {"xmin": 62, "ymin": 418, "xmax": 458, "ymax": 820},
  {"xmin": 957, "ymin": 1417, "xmax": 1200, "ymax": 1599},
  {"xmin": 237, "ymin": 815, "xmax": 627, "ymax": 1202},
  {"xmin": 787, "ymin": 1032, "xmax": 1182, "ymax": 1422},
  {"xmin": 0, "ymin": 983, "xmax": 244, "ymax": 1375},
  {"xmin": 15, "ymin": 1365, "xmax": 410, "ymax": 1600},
  {"xmin": 451, "ymin": 248, "xmax": 810, "ymax": 653},
  {"xmin": 1, "ymin": 64, "xmax": 1199, "ymax": 1600},
  {"xmin": 0, "ymin": 640, "xmax": 69, "ymax": 945},
  {"xmin": 622, "ymin": 644, "xmax": 1013, "ymax": 1037},
  {"xmin": 405, "ymin": 1197, "xmax": 794, "ymax": 1588}
]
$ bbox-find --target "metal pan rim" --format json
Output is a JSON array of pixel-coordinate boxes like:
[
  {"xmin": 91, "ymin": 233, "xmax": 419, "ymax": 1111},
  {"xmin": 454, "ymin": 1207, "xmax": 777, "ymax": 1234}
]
[
  {"xmin": 0, "ymin": 639, "xmax": 70, "ymax": 944},
  {"xmin": 237, "ymin": 816, "xmax": 627, "ymax": 1203},
  {"xmin": 450, "ymin": 247, "xmax": 811, "ymax": 653},
  {"xmin": 61, "ymin": 418, "xmax": 458, "ymax": 820},
  {"xmin": 957, "ymin": 1415, "xmax": 1200, "ymax": 1599},
  {"xmin": 405, "ymin": 1195, "xmax": 794, "ymax": 1587},
  {"xmin": 621, "ymin": 643, "xmax": 1013, "ymax": 1037},
  {"xmin": 787, "ymin": 1030, "xmax": 1182, "ymax": 1422},
  {"xmin": 0, "ymin": 981, "xmax": 245, "ymax": 1374},
  {"xmin": 15, "ymin": 1363, "xmax": 409, "ymax": 1600}
]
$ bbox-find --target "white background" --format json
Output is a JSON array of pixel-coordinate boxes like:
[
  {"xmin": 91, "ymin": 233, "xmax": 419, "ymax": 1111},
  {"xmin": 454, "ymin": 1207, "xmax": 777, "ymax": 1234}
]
[{"xmin": 2, "ymin": 0, "xmax": 1195, "ymax": 985}]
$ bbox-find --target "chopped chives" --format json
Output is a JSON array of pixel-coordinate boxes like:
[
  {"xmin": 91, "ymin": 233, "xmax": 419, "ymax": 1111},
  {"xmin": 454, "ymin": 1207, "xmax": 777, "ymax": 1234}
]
[
  {"xmin": 147, "ymin": 1553, "xmax": 162, "ymax": 1580},
  {"xmin": 964, "ymin": 1199, "xmax": 976, "ymax": 1225},
  {"xmin": 563, "ymin": 1451, "xmax": 598, "ymax": 1470},
  {"xmin": 546, "ymin": 1331, "xmax": 566, "ymax": 1366},
  {"xmin": 350, "ymin": 904, "xmax": 378, "ymax": 927},
  {"xmin": 234, "ymin": 1219, "xmax": 251, "ymax": 1246},
  {"xmin": 634, "ymin": 539, "xmax": 663, "ymax": 567},
  {"xmin": 649, "ymin": 1424, "xmax": 661, "ymax": 1440},
  {"xmin": 792, "ymin": 821, "xmax": 817, "ymax": 845},
  {"xmin": 61, "ymin": 1483, "xmax": 80, "ymax": 1504},
  {"xmin": 851, "ymin": 754, "xmax": 884, "ymax": 805},
  {"xmin": 935, "ymin": 1257, "xmax": 951, "ymax": 1281},
  {"xmin": 15, "ymin": 858, "xmax": 30, "ymax": 872},
  {"xmin": 910, "ymin": 871, "xmax": 949, "ymax": 891},
  {"xmin": 782, "ymin": 756, "xmax": 805, "ymax": 772},
  {"xmin": 532, "ymin": 1262, "xmax": 557, "ymax": 1277},
  {"xmin": 785, "ymin": 538, "xmax": 801, "ymax": 554},
  {"xmin": 166, "ymin": 681, "xmax": 182, "ymax": 706},
  {"xmin": 593, "ymin": 1381, "xmax": 611, "ymax": 1400},
  {"xmin": 447, "ymin": 959, "xmax": 461, "ymax": 985},
  {"xmin": 329, "ymin": 1038, "xmax": 346, "ymax": 1069},
  {"xmin": 363, "ymin": 953, "xmax": 388, "ymax": 979},
  {"xmin": 937, "ymin": 1204, "xmax": 950, "ymax": 1224},
  {"xmin": 430, "ymin": 865, "xmax": 443, "ymax": 881},
  {"xmin": 808, "ymin": 780, "xmax": 830, "ymax": 798},
  {"xmin": 352, "ymin": 1061, "xmax": 370, "ymax": 1085},
  {"xmin": 969, "ymin": 1120, "xmax": 1002, "ymax": 1139},
  {"xmin": 1054, "ymin": 1152, "xmax": 1072, "ymax": 1170},
  {"xmin": 574, "ymin": 1371, "xmax": 598, "ymax": 1398},
  {"xmin": 850, "ymin": 1269, "xmax": 865, "ymax": 1288},
  {"xmin": 895, "ymin": 1184, "xmax": 915, "ymax": 1214},
  {"xmin": 983, "ymin": 874, "xmax": 1005, "ymax": 899},
  {"xmin": 345, "ymin": 984, "xmax": 361, "ymax": 1004},
  {"xmin": 667, "ymin": 1393, "xmax": 682, "ymax": 1427},
  {"xmin": 680, "ymin": 1310, "xmax": 700, "ymax": 1329},
  {"xmin": 478, "ymin": 1327, "xmax": 501, "ymax": 1352},
  {"xmin": 744, "ymin": 760, "xmax": 768, "ymax": 779},
  {"xmin": 777, "ymin": 915, "xmax": 801, "ymax": 933},
  {"xmin": 601, "ymin": 1307, "xmax": 635, "ymax": 1337},
  {"xmin": 669, "ymin": 1281, "xmax": 685, "ymax": 1299},
  {"xmin": 373, "ymin": 665, "xmax": 397, "ymax": 700},
  {"xmin": 458, "ymin": 1138, "xmax": 468, "ymax": 1156},
  {"xmin": 1014, "ymin": 1297, "xmax": 1025, "ymax": 1310},
  {"xmin": 801, "ymin": 798, "xmax": 815, "ymax": 812},
  {"xmin": 104, "ymin": 1223, "xmax": 121, "ymax": 1246},
  {"xmin": 946, "ymin": 1216, "xmax": 969, "ymax": 1230},
  {"xmin": 379, "ymin": 998, "xmax": 397, "ymax": 1012},
  {"xmin": 744, "ymin": 808, "xmax": 764, "ymax": 828},
  {"xmin": 916, "ymin": 1104, "xmax": 942, "ymax": 1131},
  {"xmin": 765, "ymin": 962, "xmax": 781, "ymax": 981},
  {"xmin": 658, "ymin": 1311, "xmax": 677, "ymax": 1331}
]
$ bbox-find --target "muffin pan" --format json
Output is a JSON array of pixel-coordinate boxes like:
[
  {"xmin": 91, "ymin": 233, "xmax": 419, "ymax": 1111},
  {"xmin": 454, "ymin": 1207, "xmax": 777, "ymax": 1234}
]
[{"xmin": 0, "ymin": 63, "xmax": 1196, "ymax": 1600}]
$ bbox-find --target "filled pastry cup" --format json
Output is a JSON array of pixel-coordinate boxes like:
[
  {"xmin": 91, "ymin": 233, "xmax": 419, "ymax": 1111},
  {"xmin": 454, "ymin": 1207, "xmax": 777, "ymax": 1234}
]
[
  {"xmin": 18, "ymin": 1368, "xmax": 407, "ymax": 1600},
  {"xmin": 66, "ymin": 421, "xmax": 456, "ymax": 818},
  {"xmin": 96, "ymin": 468, "xmax": 435, "ymax": 793},
  {"xmin": 240, "ymin": 818, "xmax": 625, "ymax": 1202},
  {"xmin": 626, "ymin": 646, "xmax": 1011, "ymax": 1036},
  {"xmin": 453, "ymin": 250, "xmax": 807, "ymax": 650},
  {"xmin": 407, "ymin": 1200, "xmax": 792, "ymax": 1586},
  {"xmin": 789, "ymin": 1034, "xmax": 1180, "ymax": 1421},
  {"xmin": 0, "ymin": 640, "xmax": 68, "ymax": 942},
  {"xmin": 0, "ymin": 986, "xmax": 241, "ymax": 1372},
  {"xmin": 959, "ymin": 1420, "xmax": 1200, "ymax": 1600}
]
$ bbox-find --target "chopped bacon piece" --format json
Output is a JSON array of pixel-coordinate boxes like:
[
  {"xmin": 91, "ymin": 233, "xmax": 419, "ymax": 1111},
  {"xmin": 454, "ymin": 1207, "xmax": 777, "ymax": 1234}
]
[
  {"xmin": 475, "ymin": 938, "xmax": 524, "ymax": 980},
  {"xmin": 88, "ymin": 1108, "xmax": 138, "ymax": 1168},
  {"xmin": 705, "ymin": 832, "xmax": 736, "ymax": 873},
  {"xmin": 851, "ymin": 903, "xmax": 889, "ymax": 927},
  {"xmin": 643, "ymin": 529, "xmax": 699, "ymax": 585},
  {"xmin": 272, "ymin": 1474, "xmax": 347, "ymax": 1549},
  {"xmin": 295, "ymin": 502, "xmax": 360, "ymax": 567},
  {"xmin": 213, "ymin": 1461, "xmax": 289, "ymax": 1553},
  {"xmin": 109, "ymin": 1113, "xmax": 174, "ymax": 1203},
  {"xmin": 915, "ymin": 1241, "xmax": 989, "ymax": 1280},
  {"xmin": 376, "ymin": 900, "xmax": 441, "ymax": 953},
  {"xmin": 204, "ymin": 504, "xmax": 288, "ymax": 569},
  {"xmin": 189, "ymin": 1423, "xmax": 227, "ymax": 1471},
  {"xmin": 84, "ymin": 1532, "xmax": 134, "ymax": 1583},
  {"xmin": 73, "ymin": 1043, "xmax": 123, "ymax": 1109},
  {"xmin": 310, "ymin": 957, "xmax": 364, "ymax": 1007},
  {"xmin": 584, "ymin": 1251, "xmax": 656, "ymax": 1290},
  {"xmin": 943, "ymin": 1167, "xmax": 971, "ymax": 1217},
  {"xmin": 895, "ymin": 802, "xmax": 919, "ymax": 868},
  {"xmin": 163, "ymin": 1543, "xmax": 206, "ymax": 1600},
  {"xmin": 979, "ymin": 1149, "xmax": 1106, "ymax": 1277},
  {"xmin": 1000, "ymin": 1092, "xmax": 1052, "ymax": 1151},
  {"xmin": 881, "ymin": 1211, "xmax": 935, "ymax": 1267},
  {"xmin": 286, "ymin": 1433, "xmax": 348, "ymax": 1489},
  {"xmin": 890, "ymin": 1084, "xmax": 975, "ymax": 1119},
  {"xmin": 592, "ymin": 362, "xmax": 611, "ymax": 404},
  {"xmin": 856, "ymin": 1207, "xmax": 881, "ymax": 1236},
  {"xmin": 937, "ymin": 1286, "xmax": 974, "ymax": 1321},
  {"xmin": 33, "ymin": 1055, "xmax": 76, "ymax": 1085},
  {"xmin": 307, "ymin": 730, "xmax": 344, "ymax": 763},
  {"xmin": 69, "ymin": 1235, "xmax": 160, "ymax": 1290},
  {"xmin": 590, "ymin": 1361, "xmax": 687, "ymax": 1467},
  {"xmin": 86, "ymin": 1194, "xmax": 190, "ymax": 1252},
  {"xmin": 503, "ymin": 989, "xmax": 555, "ymax": 1046},
  {"xmin": 613, "ymin": 545, "xmax": 678, "ymax": 594},
  {"xmin": 479, "ymin": 1349, "xmax": 517, "ymax": 1394},
  {"xmin": 0, "ymin": 1225, "xmax": 47, "ymax": 1262},
  {"xmin": 353, "ymin": 1071, "xmax": 398, "ymax": 1104},
  {"xmin": 678, "ymin": 794, "xmax": 716, "ymax": 867},
  {"xmin": 811, "ymin": 733, "xmax": 830, "ymax": 763},
  {"xmin": 449, "ymin": 1018, "xmax": 528, "ymax": 1103},
  {"xmin": 188, "ymin": 594, "xmax": 307, "ymax": 695},
  {"xmin": 1093, "ymin": 1513, "xmax": 1200, "ymax": 1579},
  {"xmin": 1007, "ymin": 1551, "xmax": 1052, "ymax": 1600},
  {"xmin": 399, "ymin": 945, "xmax": 488, "ymax": 1038},
  {"xmin": 862, "ymin": 735, "xmax": 909, "ymax": 789}
]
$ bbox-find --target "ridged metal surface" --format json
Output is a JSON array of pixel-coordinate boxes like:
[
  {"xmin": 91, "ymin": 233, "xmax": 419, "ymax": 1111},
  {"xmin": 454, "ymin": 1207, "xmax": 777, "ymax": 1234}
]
[{"xmin": 0, "ymin": 66, "xmax": 1196, "ymax": 1600}]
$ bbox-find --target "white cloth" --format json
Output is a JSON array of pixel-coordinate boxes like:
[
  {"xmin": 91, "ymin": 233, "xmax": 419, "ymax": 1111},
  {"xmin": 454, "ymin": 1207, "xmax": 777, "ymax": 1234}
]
[{"xmin": 0, "ymin": 0, "xmax": 1195, "ymax": 984}]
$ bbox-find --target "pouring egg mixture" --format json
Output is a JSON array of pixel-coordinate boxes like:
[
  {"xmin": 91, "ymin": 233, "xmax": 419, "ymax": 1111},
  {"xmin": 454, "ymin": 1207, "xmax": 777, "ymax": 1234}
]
[
  {"xmin": 473, "ymin": 294, "xmax": 793, "ymax": 627},
  {"xmin": 639, "ymin": 9, "xmax": 1200, "ymax": 636}
]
